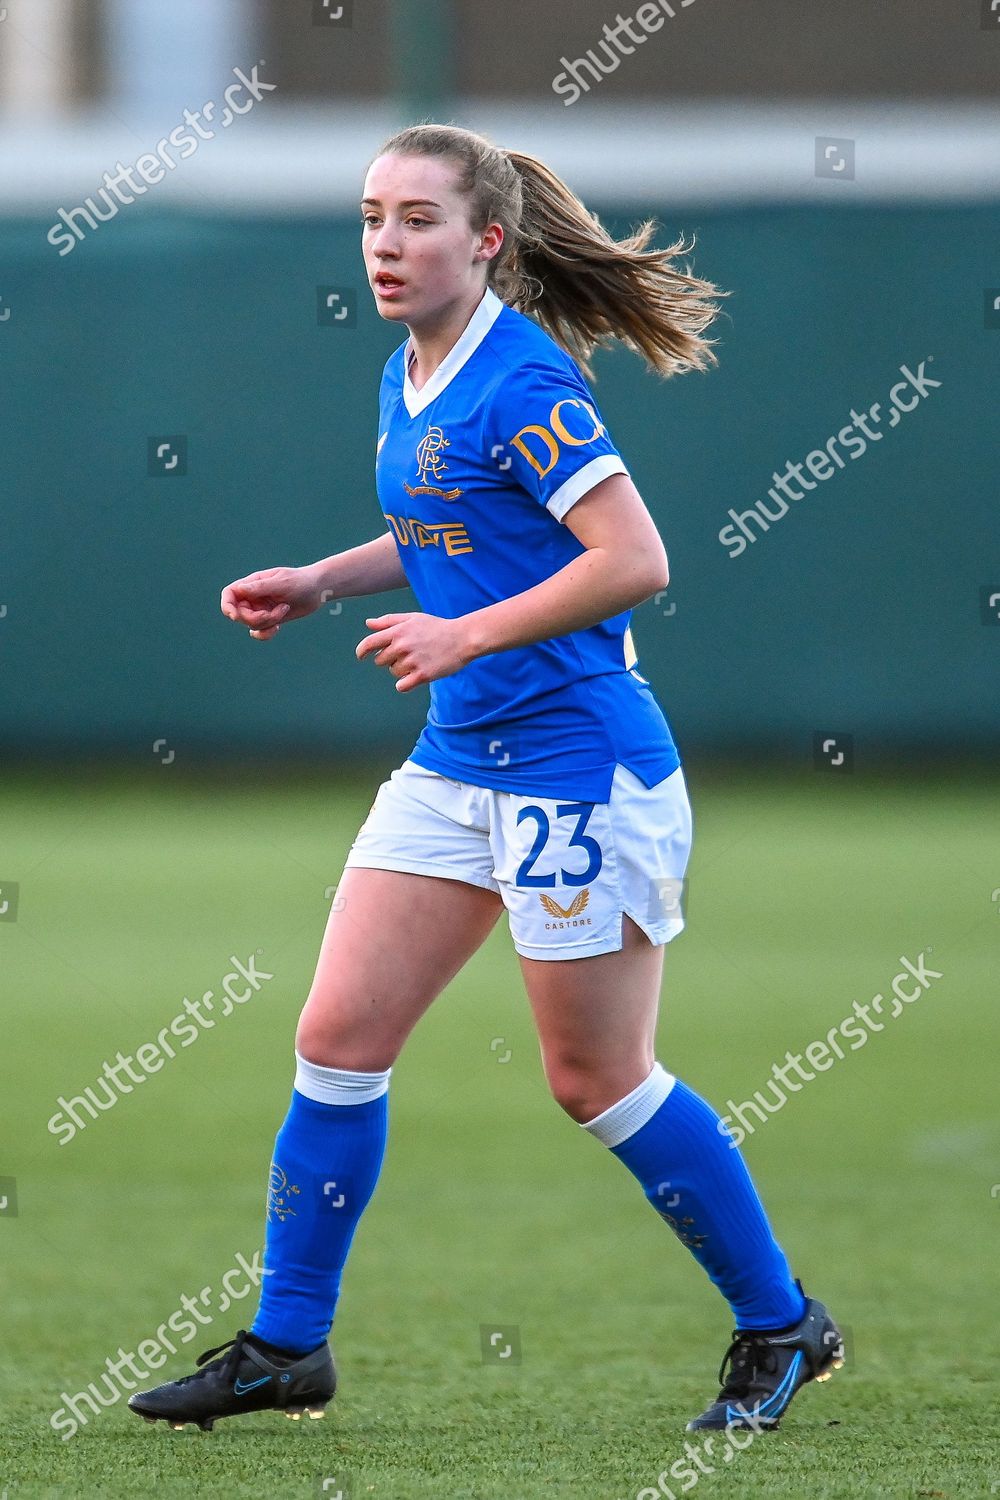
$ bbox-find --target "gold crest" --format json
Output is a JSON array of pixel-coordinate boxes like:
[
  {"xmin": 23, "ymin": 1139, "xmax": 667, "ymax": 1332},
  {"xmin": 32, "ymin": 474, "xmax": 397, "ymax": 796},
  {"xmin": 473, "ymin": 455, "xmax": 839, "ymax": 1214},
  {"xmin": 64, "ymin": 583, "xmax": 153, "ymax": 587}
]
[
  {"xmin": 403, "ymin": 425, "xmax": 463, "ymax": 500},
  {"xmin": 266, "ymin": 1163, "xmax": 301, "ymax": 1223},
  {"xmin": 539, "ymin": 890, "xmax": 590, "ymax": 920}
]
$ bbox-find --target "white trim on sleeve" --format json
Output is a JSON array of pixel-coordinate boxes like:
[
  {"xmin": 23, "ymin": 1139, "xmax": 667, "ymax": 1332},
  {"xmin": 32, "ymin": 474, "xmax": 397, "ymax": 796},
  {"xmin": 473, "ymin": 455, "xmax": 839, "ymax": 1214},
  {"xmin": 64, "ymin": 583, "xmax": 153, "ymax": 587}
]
[{"xmin": 545, "ymin": 454, "xmax": 629, "ymax": 521}]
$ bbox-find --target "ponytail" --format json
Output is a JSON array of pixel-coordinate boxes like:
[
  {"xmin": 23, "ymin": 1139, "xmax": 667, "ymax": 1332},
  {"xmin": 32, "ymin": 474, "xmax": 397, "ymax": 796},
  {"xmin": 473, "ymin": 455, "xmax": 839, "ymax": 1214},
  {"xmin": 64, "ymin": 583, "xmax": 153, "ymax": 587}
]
[{"xmin": 373, "ymin": 123, "xmax": 726, "ymax": 381}]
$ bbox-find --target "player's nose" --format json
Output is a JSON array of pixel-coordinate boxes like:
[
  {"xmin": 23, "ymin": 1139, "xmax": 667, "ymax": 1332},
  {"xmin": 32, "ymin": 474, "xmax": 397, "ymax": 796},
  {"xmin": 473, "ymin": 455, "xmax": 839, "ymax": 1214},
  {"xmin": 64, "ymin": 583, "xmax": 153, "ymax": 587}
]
[{"xmin": 370, "ymin": 222, "xmax": 403, "ymax": 257}]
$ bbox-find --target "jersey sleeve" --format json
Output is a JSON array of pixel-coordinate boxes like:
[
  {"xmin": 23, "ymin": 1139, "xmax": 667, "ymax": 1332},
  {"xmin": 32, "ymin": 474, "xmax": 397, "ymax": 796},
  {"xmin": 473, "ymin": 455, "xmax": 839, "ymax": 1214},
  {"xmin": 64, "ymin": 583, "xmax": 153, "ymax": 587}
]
[{"xmin": 488, "ymin": 361, "xmax": 629, "ymax": 521}]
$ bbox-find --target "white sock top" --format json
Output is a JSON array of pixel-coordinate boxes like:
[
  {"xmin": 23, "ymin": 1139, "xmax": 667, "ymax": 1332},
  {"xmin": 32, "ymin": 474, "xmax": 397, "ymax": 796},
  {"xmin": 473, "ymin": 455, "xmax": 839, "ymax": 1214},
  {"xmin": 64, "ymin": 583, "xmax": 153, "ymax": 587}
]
[
  {"xmin": 579, "ymin": 1061, "xmax": 676, "ymax": 1148},
  {"xmin": 294, "ymin": 1050, "xmax": 392, "ymax": 1106}
]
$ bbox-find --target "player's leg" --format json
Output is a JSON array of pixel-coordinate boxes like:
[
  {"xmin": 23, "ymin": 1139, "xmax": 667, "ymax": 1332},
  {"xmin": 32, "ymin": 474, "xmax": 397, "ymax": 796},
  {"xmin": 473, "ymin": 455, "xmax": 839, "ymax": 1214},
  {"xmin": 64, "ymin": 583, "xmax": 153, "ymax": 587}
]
[
  {"xmin": 519, "ymin": 916, "xmax": 808, "ymax": 1333},
  {"xmin": 518, "ymin": 910, "xmax": 662, "ymax": 1118},
  {"xmin": 500, "ymin": 766, "xmax": 842, "ymax": 1429},
  {"xmin": 247, "ymin": 865, "xmax": 503, "ymax": 1357},
  {"xmin": 130, "ymin": 766, "xmax": 504, "ymax": 1429},
  {"xmin": 296, "ymin": 863, "xmax": 504, "ymax": 1070},
  {"xmin": 519, "ymin": 921, "xmax": 843, "ymax": 1430}
]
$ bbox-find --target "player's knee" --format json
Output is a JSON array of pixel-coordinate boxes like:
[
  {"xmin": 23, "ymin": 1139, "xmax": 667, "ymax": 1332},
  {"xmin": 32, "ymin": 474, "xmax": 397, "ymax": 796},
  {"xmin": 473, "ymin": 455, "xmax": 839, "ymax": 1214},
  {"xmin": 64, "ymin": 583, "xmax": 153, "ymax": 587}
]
[
  {"xmin": 548, "ymin": 1056, "xmax": 656, "ymax": 1128},
  {"xmin": 546, "ymin": 1061, "xmax": 633, "ymax": 1124},
  {"xmin": 294, "ymin": 1020, "xmax": 345, "ymax": 1069},
  {"xmin": 294, "ymin": 1011, "xmax": 396, "ymax": 1073}
]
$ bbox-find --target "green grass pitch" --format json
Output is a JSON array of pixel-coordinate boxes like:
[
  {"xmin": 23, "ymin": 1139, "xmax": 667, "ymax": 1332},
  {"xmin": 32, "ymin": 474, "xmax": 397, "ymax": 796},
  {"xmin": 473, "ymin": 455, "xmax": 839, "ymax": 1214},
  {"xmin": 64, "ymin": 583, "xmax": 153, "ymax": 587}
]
[{"xmin": 2, "ymin": 763, "xmax": 997, "ymax": 1499}]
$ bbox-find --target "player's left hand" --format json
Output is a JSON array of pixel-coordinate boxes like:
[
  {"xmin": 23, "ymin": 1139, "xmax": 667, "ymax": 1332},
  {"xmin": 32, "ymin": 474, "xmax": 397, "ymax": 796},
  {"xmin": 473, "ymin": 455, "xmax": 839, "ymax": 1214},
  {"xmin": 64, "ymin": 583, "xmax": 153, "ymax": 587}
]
[{"xmin": 356, "ymin": 612, "xmax": 473, "ymax": 693}]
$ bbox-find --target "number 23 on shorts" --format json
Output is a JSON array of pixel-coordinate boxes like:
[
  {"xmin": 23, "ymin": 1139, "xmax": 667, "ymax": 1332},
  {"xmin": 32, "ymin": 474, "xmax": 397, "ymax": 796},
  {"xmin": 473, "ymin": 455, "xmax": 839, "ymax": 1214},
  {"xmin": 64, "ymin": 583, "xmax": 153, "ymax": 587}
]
[{"xmin": 514, "ymin": 802, "xmax": 604, "ymax": 888}]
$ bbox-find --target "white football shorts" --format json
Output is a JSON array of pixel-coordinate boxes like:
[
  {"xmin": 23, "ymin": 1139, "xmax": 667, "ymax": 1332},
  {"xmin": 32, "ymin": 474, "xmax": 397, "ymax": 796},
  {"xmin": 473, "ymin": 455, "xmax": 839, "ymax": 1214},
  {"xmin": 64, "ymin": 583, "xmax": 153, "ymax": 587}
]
[{"xmin": 341, "ymin": 758, "xmax": 692, "ymax": 961}]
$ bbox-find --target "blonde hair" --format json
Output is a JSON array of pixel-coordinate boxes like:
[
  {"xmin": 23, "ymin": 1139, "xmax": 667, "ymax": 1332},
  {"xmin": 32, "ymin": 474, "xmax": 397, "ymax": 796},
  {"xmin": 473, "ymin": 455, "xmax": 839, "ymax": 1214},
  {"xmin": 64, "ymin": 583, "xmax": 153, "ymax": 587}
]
[{"xmin": 372, "ymin": 122, "xmax": 726, "ymax": 380}]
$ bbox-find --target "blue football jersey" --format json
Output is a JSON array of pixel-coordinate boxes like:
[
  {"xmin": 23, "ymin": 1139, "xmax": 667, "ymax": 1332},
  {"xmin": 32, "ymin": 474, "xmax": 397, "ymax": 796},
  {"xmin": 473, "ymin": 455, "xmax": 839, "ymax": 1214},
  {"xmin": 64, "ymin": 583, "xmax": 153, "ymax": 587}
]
[{"xmin": 373, "ymin": 286, "xmax": 680, "ymax": 801}]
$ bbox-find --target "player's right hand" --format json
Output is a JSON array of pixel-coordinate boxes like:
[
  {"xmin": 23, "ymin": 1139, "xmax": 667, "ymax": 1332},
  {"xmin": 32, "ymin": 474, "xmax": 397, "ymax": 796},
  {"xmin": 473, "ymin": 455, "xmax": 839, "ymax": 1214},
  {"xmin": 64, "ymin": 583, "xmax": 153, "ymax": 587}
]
[{"xmin": 220, "ymin": 566, "xmax": 328, "ymax": 640}]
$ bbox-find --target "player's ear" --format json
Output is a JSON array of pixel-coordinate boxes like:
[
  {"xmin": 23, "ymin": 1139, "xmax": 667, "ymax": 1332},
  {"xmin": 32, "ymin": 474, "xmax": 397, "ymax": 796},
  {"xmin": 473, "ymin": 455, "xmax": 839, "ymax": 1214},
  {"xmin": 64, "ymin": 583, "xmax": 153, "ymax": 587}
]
[{"xmin": 475, "ymin": 222, "xmax": 504, "ymax": 263}]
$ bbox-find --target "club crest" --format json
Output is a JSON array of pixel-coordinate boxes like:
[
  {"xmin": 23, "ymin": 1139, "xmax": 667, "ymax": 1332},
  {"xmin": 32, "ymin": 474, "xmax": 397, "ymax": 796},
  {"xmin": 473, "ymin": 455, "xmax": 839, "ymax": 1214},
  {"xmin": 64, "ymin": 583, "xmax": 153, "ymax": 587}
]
[
  {"xmin": 403, "ymin": 425, "xmax": 463, "ymax": 500},
  {"xmin": 266, "ymin": 1163, "xmax": 301, "ymax": 1223}
]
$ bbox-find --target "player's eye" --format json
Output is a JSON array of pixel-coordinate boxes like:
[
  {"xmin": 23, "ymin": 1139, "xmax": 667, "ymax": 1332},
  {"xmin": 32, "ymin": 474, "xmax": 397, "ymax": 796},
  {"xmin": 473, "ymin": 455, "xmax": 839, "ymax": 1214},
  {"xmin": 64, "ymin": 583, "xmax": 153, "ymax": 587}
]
[
  {"xmin": 361, "ymin": 214, "xmax": 380, "ymax": 227},
  {"xmin": 406, "ymin": 217, "xmax": 430, "ymax": 229}
]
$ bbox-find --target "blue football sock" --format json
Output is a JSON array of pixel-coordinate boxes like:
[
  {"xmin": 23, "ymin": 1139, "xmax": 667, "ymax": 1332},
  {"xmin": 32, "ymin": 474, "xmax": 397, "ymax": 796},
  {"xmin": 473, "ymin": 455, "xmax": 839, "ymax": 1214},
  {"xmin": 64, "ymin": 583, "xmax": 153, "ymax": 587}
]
[
  {"xmin": 583, "ymin": 1064, "xmax": 807, "ymax": 1330},
  {"xmin": 250, "ymin": 1055, "xmax": 390, "ymax": 1353}
]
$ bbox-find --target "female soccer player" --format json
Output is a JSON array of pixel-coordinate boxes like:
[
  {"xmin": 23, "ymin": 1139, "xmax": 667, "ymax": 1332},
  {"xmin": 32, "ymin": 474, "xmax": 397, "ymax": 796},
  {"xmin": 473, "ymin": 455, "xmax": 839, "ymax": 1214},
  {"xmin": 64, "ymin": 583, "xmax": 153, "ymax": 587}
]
[{"xmin": 130, "ymin": 124, "xmax": 842, "ymax": 1436}]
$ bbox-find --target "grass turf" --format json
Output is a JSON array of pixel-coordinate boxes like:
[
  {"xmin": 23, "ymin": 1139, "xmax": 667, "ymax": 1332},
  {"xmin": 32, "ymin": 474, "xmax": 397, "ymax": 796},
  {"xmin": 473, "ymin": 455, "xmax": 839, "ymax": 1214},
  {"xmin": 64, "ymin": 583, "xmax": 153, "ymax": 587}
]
[{"xmin": 1, "ymin": 763, "xmax": 997, "ymax": 1499}]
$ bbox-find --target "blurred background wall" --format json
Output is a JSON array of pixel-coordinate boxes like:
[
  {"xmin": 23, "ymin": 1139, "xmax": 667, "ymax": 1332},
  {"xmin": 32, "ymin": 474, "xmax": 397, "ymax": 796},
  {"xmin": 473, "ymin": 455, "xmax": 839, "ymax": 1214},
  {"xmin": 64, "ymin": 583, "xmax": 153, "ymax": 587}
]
[{"xmin": 2, "ymin": 0, "xmax": 997, "ymax": 765}]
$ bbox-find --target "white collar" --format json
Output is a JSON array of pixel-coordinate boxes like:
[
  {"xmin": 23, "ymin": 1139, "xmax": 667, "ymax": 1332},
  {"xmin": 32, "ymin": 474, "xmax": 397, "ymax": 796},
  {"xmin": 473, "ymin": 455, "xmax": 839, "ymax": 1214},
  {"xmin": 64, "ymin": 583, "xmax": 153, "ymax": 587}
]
[{"xmin": 402, "ymin": 286, "xmax": 505, "ymax": 419}]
